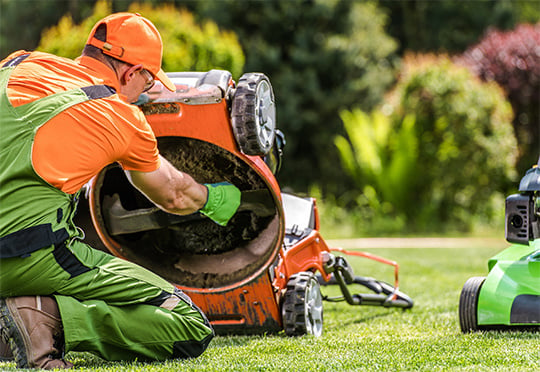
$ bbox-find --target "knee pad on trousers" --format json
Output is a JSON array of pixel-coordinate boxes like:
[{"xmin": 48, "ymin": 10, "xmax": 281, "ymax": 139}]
[{"xmin": 172, "ymin": 333, "xmax": 213, "ymax": 359}]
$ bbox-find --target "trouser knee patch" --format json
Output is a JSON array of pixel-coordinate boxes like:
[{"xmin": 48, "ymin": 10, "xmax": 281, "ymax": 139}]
[{"xmin": 172, "ymin": 333, "xmax": 213, "ymax": 359}]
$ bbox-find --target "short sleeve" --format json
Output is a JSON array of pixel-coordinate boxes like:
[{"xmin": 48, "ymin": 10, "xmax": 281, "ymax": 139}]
[{"xmin": 119, "ymin": 115, "xmax": 161, "ymax": 172}]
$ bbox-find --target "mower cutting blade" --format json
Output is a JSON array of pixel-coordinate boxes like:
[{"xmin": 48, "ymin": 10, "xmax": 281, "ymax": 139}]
[
  {"xmin": 104, "ymin": 189, "xmax": 276, "ymax": 235},
  {"xmin": 238, "ymin": 189, "xmax": 276, "ymax": 216}
]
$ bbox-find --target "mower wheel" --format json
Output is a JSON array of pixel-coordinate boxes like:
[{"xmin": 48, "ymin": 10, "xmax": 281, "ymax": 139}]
[
  {"xmin": 282, "ymin": 272, "xmax": 323, "ymax": 337},
  {"xmin": 459, "ymin": 276, "xmax": 486, "ymax": 333},
  {"xmin": 232, "ymin": 73, "xmax": 276, "ymax": 156}
]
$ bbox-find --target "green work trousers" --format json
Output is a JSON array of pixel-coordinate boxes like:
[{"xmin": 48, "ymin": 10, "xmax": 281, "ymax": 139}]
[{"xmin": 0, "ymin": 239, "xmax": 214, "ymax": 361}]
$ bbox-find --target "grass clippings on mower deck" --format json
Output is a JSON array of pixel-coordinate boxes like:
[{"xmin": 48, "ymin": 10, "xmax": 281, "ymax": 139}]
[{"xmin": 1, "ymin": 244, "xmax": 538, "ymax": 371}]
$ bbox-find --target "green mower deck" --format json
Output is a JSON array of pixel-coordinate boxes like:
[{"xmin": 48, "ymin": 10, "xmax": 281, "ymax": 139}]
[{"xmin": 459, "ymin": 160, "xmax": 540, "ymax": 332}]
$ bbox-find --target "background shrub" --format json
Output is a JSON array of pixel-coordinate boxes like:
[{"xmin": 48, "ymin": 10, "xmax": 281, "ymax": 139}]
[
  {"xmin": 456, "ymin": 23, "xmax": 540, "ymax": 172},
  {"xmin": 342, "ymin": 54, "xmax": 518, "ymax": 232},
  {"xmin": 36, "ymin": 0, "xmax": 110, "ymax": 59},
  {"xmin": 38, "ymin": 1, "xmax": 245, "ymax": 78},
  {"xmin": 382, "ymin": 0, "xmax": 529, "ymax": 54}
]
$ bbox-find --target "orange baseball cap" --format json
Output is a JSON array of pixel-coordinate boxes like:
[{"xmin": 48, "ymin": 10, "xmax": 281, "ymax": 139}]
[{"xmin": 87, "ymin": 12, "xmax": 176, "ymax": 92}]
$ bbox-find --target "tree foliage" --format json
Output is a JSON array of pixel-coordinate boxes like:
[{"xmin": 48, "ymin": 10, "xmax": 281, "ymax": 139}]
[
  {"xmin": 456, "ymin": 23, "xmax": 540, "ymax": 172},
  {"xmin": 193, "ymin": 0, "xmax": 399, "ymax": 193},
  {"xmin": 0, "ymin": 0, "xmax": 91, "ymax": 57},
  {"xmin": 37, "ymin": 1, "xmax": 245, "ymax": 78},
  {"xmin": 37, "ymin": 1, "xmax": 110, "ymax": 60},
  {"xmin": 381, "ymin": 0, "xmax": 536, "ymax": 54}
]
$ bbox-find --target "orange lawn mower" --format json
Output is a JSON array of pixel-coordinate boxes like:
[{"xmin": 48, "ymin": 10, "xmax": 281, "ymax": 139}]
[{"xmin": 77, "ymin": 70, "xmax": 413, "ymax": 336}]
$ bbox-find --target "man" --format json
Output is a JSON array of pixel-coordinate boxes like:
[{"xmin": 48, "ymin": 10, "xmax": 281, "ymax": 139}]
[{"xmin": 0, "ymin": 12, "xmax": 241, "ymax": 369}]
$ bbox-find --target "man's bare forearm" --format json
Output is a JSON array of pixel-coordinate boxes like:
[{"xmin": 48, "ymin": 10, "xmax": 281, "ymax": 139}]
[{"xmin": 125, "ymin": 155, "xmax": 208, "ymax": 215}]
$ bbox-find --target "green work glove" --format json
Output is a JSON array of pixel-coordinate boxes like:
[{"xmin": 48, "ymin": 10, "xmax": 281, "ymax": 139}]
[{"xmin": 200, "ymin": 182, "xmax": 241, "ymax": 226}]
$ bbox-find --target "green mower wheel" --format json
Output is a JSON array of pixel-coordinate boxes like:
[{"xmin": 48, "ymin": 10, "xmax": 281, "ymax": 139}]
[{"xmin": 459, "ymin": 276, "xmax": 486, "ymax": 333}]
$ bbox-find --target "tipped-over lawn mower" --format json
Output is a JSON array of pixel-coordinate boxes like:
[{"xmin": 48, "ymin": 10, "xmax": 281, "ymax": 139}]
[
  {"xmin": 459, "ymin": 158, "xmax": 540, "ymax": 332},
  {"xmin": 78, "ymin": 69, "xmax": 413, "ymax": 336}
]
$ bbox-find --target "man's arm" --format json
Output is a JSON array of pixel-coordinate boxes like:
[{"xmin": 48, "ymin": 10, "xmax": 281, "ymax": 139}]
[
  {"xmin": 125, "ymin": 155, "xmax": 242, "ymax": 226},
  {"xmin": 125, "ymin": 155, "xmax": 208, "ymax": 215}
]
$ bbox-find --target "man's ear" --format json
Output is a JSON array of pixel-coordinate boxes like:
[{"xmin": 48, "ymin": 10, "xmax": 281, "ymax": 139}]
[{"xmin": 120, "ymin": 64, "xmax": 143, "ymax": 85}]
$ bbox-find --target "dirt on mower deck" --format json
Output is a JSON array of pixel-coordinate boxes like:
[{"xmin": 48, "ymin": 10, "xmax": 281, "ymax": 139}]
[
  {"xmin": 92, "ymin": 136, "xmax": 280, "ymax": 289},
  {"xmin": 327, "ymin": 237, "xmax": 508, "ymax": 249}
]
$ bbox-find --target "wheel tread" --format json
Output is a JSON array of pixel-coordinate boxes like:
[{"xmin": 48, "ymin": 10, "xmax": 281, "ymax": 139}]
[
  {"xmin": 459, "ymin": 276, "xmax": 485, "ymax": 333},
  {"xmin": 282, "ymin": 272, "xmax": 322, "ymax": 336},
  {"xmin": 231, "ymin": 73, "xmax": 276, "ymax": 156}
]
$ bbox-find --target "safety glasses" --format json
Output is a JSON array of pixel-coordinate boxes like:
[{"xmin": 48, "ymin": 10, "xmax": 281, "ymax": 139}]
[{"xmin": 140, "ymin": 69, "xmax": 155, "ymax": 92}]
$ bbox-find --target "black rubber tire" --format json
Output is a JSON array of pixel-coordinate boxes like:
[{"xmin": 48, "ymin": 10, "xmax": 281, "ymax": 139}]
[
  {"xmin": 231, "ymin": 73, "xmax": 276, "ymax": 156},
  {"xmin": 459, "ymin": 276, "xmax": 486, "ymax": 333},
  {"xmin": 281, "ymin": 272, "xmax": 323, "ymax": 336}
]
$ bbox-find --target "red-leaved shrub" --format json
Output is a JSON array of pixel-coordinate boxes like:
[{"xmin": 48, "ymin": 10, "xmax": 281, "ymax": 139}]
[{"xmin": 457, "ymin": 24, "xmax": 540, "ymax": 171}]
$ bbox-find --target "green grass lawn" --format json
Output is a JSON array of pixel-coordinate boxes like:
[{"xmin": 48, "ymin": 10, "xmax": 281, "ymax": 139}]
[{"xmin": 1, "ymin": 244, "xmax": 538, "ymax": 371}]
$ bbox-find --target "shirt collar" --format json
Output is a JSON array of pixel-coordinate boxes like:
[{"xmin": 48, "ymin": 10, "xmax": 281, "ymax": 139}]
[{"xmin": 76, "ymin": 56, "xmax": 125, "ymax": 100}]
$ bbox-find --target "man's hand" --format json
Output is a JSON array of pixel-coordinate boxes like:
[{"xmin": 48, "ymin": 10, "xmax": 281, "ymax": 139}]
[{"xmin": 200, "ymin": 182, "xmax": 241, "ymax": 226}]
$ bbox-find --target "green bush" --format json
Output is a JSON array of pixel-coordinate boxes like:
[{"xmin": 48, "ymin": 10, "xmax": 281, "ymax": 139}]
[
  {"xmin": 384, "ymin": 54, "xmax": 518, "ymax": 230},
  {"xmin": 36, "ymin": 0, "xmax": 109, "ymax": 59},
  {"xmin": 37, "ymin": 1, "xmax": 245, "ymax": 78},
  {"xmin": 335, "ymin": 54, "xmax": 518, "ymax": 233},
  {"xmin": 457, "ymin": 23, "xmax": 540, "ymax": 174}
]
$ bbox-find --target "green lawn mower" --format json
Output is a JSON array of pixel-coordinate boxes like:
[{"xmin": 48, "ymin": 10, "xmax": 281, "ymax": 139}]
[{"xmin": 459, "ymin": 158, "xmax": 540, "ymax": 332}]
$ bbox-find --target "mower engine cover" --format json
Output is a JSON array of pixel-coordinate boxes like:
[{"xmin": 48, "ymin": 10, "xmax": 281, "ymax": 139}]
[
  {"xmin": 477, "ymin": 242, "xmax": 540, "ymax": 326},
  {"xmin": 518, "ymin": 165, "xmax": 540, "ymax": 192}
]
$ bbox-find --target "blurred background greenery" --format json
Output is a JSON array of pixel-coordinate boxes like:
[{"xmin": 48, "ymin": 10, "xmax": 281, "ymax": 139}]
[{"xmin": 1, "ymin": 0, "xmax": 539, "ymax": 237}]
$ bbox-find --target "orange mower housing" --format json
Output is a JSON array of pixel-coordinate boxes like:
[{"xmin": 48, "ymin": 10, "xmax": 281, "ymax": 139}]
[{"xmin": 80, "ymin": 70, "xmax": 413, "ymax": 336}]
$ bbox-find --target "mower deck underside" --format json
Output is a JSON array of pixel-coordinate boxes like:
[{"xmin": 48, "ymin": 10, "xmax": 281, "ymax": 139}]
[{"xmin": 92, "ymin": 137, "xmax": 280, "ymax": 289}]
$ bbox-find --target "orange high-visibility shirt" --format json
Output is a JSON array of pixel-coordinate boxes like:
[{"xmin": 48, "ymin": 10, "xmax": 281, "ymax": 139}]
[{"xmin": 2, "ymin": 50, "xmax": 160, "ymax": 194}]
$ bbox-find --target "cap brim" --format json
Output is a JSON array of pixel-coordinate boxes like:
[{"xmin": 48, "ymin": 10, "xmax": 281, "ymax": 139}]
[{"xmin": 156, "ymin": 69, "xmax": 176, "ymax": 92}]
